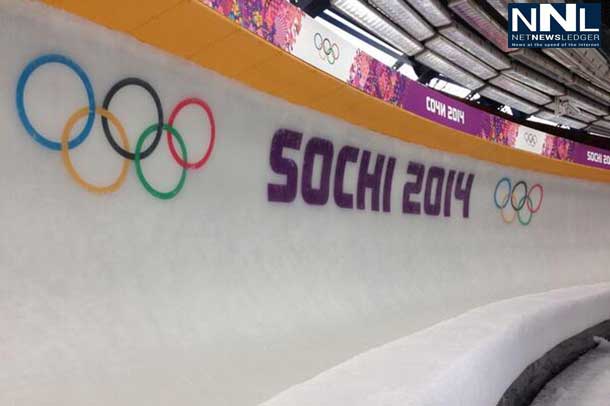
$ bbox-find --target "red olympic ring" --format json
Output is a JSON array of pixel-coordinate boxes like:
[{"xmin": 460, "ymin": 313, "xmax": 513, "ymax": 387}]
[
  {"xmin": 526, "ymin": 183, "xmax": 543, "ymax": 213},
  {"xmin": 167, "ymin": 97, "xmax": 216, "ymax": 169}
]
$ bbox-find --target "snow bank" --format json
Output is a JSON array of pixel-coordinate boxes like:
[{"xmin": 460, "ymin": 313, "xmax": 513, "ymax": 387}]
[{"xmin": 260, "ymin": 283, "xmax": 610, "ymax": 406}]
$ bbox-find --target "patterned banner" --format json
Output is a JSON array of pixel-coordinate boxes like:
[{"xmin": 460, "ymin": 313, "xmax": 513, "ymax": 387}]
[{"xmin": 200, "ymin": 0, "xmax": 606, "ymax": 172}]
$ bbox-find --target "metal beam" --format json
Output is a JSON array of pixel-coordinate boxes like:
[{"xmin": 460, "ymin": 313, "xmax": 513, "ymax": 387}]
[
  {"xmin": 289, "ymin": 0, "xmax": 329, "ymax": 17},
  {"xmin": 318, "ymin": 10, "xmax": 412, "ymax": 64}
]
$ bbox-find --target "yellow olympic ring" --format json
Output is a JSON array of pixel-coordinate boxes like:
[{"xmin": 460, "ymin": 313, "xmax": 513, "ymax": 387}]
[
  {"xmin": 61, "ymin": 107, "xmax": 130, "ymax": 194},
  {"xmin": 499, "ymin": 192, "xmax": 517, "ymax": 224}
]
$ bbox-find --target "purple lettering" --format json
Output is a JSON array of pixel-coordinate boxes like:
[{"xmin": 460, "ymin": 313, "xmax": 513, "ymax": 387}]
[
  {"xmin": 334, "ymin": 145, "xmax": 359, "ymax": 209},
  {"xmin": 444, "ymin": 170, "xmax": 455, "ymax": 217},
  {"xmin": 403, "ymin": 161, "xmax": 424, "ymax": 214},
  {"xmin": 383, "ymin": 157, "xmax": 396, "ymax": 213},
  {"xmin": 268, "ymin": 130, "xmax": 475, "ymax": 219},
  {"xmin": 357, "ymin": 151, "xmax": 385, "ymax": 211},
  {"xmin": 268, "ymin": 129, "xmax": 302, "ymax": 202},
  {"xmin": 455, "ymin": 172, "xmax": 475, "ymax": 218},
  {"xmin": 423, "ymin": 166, "xmax": 445, "ymax": 216},
  {"xmin": 302, "ymin": 137, "xmax": 334, "ymax": 205}
]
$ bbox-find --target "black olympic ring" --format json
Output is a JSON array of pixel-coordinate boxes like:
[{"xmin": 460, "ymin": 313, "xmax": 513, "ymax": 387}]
[
  {"xmin": 101, "ymin": 77, "xmax": 164, "ymax": 160},
  {"xmin": 493, "ymin": 177, "xmax": 543, "ymax": 226},
  {"xmin": 510, "ymin": 180, "xmax": 528, "ymax": 211},
  {"xmin": 314, "ymin": 32, "xmax": 340, "ymax": 64}
]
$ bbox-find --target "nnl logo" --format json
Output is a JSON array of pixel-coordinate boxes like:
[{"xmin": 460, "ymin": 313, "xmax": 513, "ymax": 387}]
[{"xmin": 508, "ymin": 3, "xmax": 601, "ymax": 48}]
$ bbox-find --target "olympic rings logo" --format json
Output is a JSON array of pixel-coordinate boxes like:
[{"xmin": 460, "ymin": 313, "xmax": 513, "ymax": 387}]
[
  {"xmin": 15, "ymin": 54, "xmax": 216, "ymax": 200},
  {"xmin": 314, "ymin": 33, "xmax": 340, "ymax": 65},
  {"xmin": 493, "ymin": 178, "xmax": 543, "ymax": 226},
  {"xmin": 524, "ymin": 133, "xmax": 538, "ymax": 147}
]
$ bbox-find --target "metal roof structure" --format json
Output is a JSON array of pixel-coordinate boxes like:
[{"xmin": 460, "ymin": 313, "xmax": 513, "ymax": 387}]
[{"xmin": 291, "ymin": 0, "xmax": 610, "ymax": 145}]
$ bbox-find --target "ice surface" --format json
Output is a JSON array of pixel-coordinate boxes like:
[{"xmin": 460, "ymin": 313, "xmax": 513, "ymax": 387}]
[
  {"xmin": 261, "ymin": 284, "xmax": 610, "ymax": 406},
  {"xmin": 1, "ymin": 1, "xmax": 610, "ymax": 406},
  {"xmin": 531, "ymin": 337, "xmax": 610, "ymax": 406}
]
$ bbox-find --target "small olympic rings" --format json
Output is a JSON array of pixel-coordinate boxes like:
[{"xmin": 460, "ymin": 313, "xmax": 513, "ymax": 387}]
[
  {"xmin": 15, "ymin": 54, "xmax": 216, "ymax": 200},
  {"xmin": 524, "ymin": 133, "xmax": 538, "ymax": 147},
  {"xmin": 493, "ymin": 177, "xmax": 543, "ymax": 226},
  {"xmin": 314, "ymin": 32, "xmax": 340, "ymax": 65}
]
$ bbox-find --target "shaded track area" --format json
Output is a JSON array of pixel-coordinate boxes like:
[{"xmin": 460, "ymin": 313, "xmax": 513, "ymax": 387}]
[
  {"xmin": 498, "ymin": 320, "xmax": 610, "ymax": 406},
  {"xmin": 531, "ymin": 338, "xmax": 610, "ymax": 406}
]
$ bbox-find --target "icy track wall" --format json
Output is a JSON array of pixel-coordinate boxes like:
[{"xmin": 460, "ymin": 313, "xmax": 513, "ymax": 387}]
[{"xmin": 0, "ymin": 1, "xmax": 609, "ymax": 406}]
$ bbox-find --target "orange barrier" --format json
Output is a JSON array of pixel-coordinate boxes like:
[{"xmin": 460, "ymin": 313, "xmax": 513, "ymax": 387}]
[{"xmin": 41, "ymin": 0, "xmax": 610, "ymax": 183}]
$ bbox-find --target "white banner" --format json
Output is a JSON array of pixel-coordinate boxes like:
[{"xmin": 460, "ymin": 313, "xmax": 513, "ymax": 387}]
[
  {"xmin": 291, "ymin": 17, "xmax": 357, "ymax": 81},
  {"xmin": 514, "ymin": 125, "xmax": 547, "ymax": 154}
]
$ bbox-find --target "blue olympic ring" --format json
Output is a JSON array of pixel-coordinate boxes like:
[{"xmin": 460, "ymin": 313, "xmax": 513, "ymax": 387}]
[
  {"xmin": 16, "ymin": 54, "xmax": 96, "ymax": 151},
  {"xmin": 493, "ymin": 177, "xmax": 512, "ymax": 209}
]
